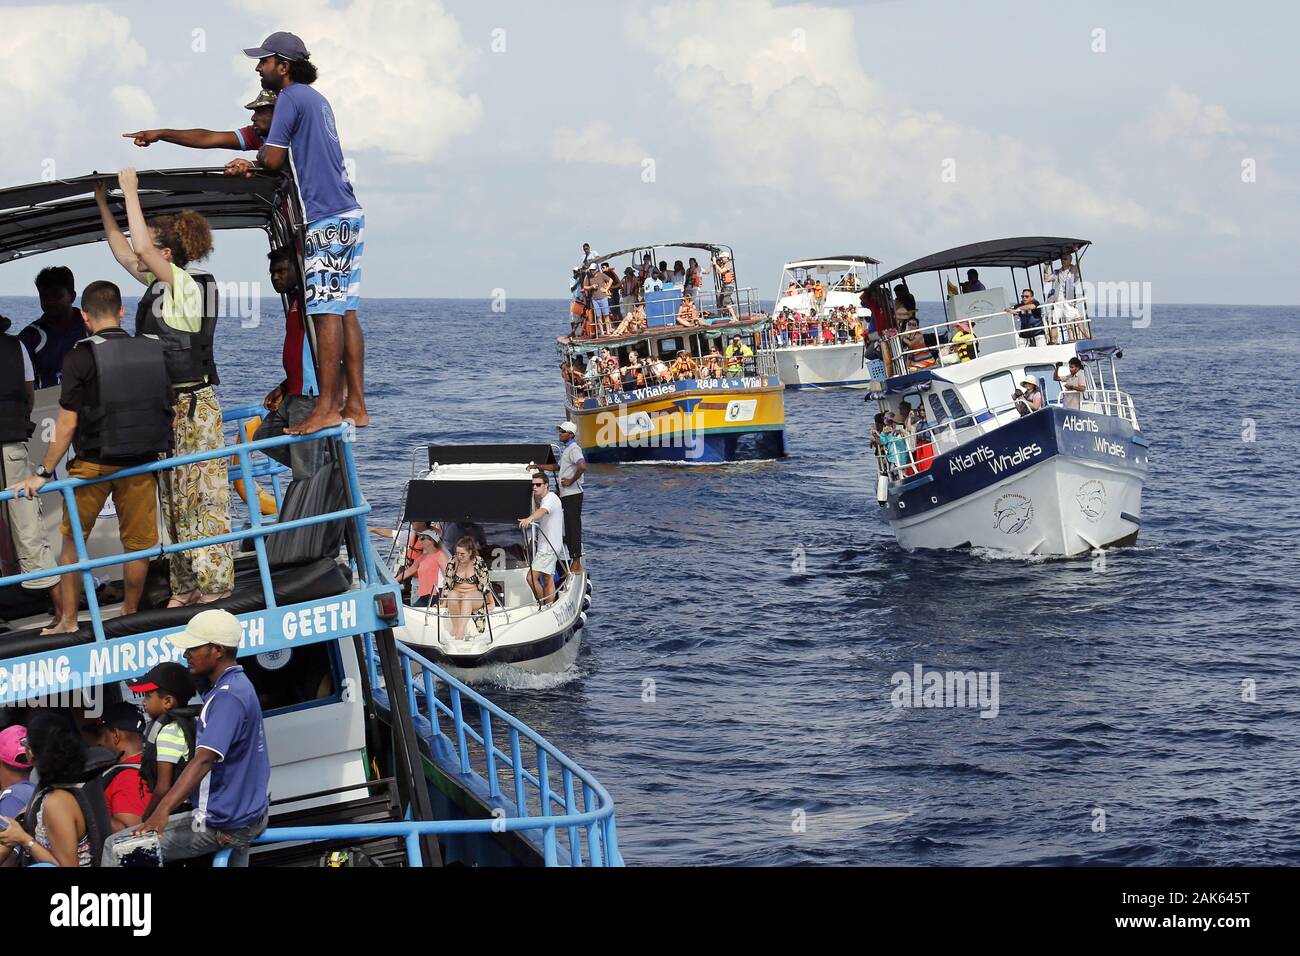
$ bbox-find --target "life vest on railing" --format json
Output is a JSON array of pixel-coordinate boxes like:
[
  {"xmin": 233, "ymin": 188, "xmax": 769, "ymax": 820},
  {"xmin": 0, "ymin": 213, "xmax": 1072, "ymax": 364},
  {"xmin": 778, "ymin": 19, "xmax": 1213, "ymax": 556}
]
[
  {"xmin": 721, "ymin": 269, "xmax": 735, "ymax": 286},
  {"xmin": 0, "ymin": 335, "xmax": 35, "ymax": 443},
  {"xmin": 76, "ymin": 333, "xmax": 173, "ymax": 461},
  {"xmin": 135, "ymin": 270, "xmax": 221, "ymax": 387}
]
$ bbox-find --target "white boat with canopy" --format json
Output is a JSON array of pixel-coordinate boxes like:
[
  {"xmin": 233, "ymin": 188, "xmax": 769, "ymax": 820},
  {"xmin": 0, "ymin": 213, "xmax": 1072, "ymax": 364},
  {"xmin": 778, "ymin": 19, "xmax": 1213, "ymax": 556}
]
[{"xmin": 770, "ymin": 255, "xmax": 880, "ymax": 389}]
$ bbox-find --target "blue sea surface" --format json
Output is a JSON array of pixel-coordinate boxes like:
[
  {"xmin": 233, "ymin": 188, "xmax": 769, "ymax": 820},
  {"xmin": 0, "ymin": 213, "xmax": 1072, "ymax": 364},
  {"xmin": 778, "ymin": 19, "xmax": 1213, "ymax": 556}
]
[{"xmin": 3, "ymin": 294, "xmax": 1296, "ymax": 866}]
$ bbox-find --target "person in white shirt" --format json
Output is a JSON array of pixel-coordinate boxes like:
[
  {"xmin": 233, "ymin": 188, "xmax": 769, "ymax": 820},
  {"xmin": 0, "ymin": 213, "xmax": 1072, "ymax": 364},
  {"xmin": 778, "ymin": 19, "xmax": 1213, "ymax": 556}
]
[
  {"xmin": 518, "ymin": 473, "xmax": 565, "ymax": 605},
  {"xmin": 1054, "ymin": 358, "xmax": 1087, "ymax": 410},
  {"xmin": 529, "ymin": 422, "xmax": 588, "ymax": 573}
]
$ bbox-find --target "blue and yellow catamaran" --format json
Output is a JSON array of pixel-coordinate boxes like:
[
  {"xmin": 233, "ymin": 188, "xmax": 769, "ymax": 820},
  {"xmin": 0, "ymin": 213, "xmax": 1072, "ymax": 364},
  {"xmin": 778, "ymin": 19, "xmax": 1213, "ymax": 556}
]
[
  {"xmin": 0, "ymin": 168, "xmax": 621, "ymax": 867},
  {"xmin": 558, "ymin": 242, "xmax": 787, "ymax": 463}
]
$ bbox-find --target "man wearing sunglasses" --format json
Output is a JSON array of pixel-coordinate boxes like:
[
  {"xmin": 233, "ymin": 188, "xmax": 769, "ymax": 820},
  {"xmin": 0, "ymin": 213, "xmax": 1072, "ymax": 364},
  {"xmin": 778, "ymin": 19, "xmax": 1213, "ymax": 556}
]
[
  {"xmin": 1006, "ymin": 288, "xmax": 1046, "ymax": 345},
  {"xmin": 518, "ymin": 474, "xmax": 565, "ymax": 606}
]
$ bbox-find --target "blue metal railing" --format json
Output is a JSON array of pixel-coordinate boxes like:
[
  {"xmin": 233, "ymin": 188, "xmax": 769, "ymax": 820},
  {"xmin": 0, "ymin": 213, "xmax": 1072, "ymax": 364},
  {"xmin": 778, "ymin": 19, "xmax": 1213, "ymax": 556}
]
[
  {"xmin": 222, "ymin": 403, "xmax": 291, "ymax": 515},
  {"xmin": 0, "ymin": 425, "xmax": 371, "ymax": 644},
  {"xmin": 212, "ymin": 640, "xmax": 624, "ymax": 868}
]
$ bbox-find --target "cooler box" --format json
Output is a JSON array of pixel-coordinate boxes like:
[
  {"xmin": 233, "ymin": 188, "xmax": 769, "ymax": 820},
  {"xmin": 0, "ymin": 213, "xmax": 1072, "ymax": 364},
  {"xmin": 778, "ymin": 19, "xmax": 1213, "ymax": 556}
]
[{"xmin": 645, "ymin": 289, "xmax": 682, "ymax": 328}]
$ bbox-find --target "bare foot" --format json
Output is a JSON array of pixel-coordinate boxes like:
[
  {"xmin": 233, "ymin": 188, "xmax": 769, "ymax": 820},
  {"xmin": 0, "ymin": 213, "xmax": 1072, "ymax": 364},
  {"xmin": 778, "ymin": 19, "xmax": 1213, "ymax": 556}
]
[
  {"xmin": 340, "ymin": 401, "xmax": 370, "ymax": 429},
  {"xmin": 196, "ymin": 590, "xmax": 232, "ymax": 605},
  {"xmin": 286, "ymin": 409, "xmax": 344, "ymax": 435},
  {"xmin": 39, "ymin": 622, "xmax": 80, "ymax": 636}
]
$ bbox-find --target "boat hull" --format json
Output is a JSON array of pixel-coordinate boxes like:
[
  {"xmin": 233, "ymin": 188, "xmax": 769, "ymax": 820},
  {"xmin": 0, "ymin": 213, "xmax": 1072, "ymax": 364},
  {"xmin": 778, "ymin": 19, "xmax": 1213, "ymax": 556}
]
[
  {"xmin": 884, "ymin": 407, "xmax": 1149, "ymax": 557},
  {"xmin": 568, "ymin": 376, "xmax": 787, "ymax": 463},
  {"xmin": 775, "ymin": 342, "xmax": 872, "ymax": 389}
]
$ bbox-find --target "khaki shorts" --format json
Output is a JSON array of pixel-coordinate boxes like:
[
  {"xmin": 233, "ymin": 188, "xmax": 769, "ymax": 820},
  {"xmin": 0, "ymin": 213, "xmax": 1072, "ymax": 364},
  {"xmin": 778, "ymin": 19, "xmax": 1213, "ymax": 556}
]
[{"xmin": 60, "ymin": 459, "xmax": 160, "ymax": 553}]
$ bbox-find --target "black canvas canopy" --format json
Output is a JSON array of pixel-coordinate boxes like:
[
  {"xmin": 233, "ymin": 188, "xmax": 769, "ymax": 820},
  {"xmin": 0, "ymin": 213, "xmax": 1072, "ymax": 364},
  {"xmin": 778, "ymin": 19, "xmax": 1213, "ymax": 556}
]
[
  {"xmin": 870, "ymin": 237, "xmax": 1090, "ymax": 290},
  {"xmin": 575, "ymin": 241, "xmax": 731, "ymax": 272},
  {"xmin": 425, "ymin": 444, "xmax": 555, "ymax": 469},
  {"xmin": 0, "ymin": 168, "xmax": 287, "ymax": 263},
  {"xmin": 403, "ymin": 478, "xmax": 534, "ymax": 524}
]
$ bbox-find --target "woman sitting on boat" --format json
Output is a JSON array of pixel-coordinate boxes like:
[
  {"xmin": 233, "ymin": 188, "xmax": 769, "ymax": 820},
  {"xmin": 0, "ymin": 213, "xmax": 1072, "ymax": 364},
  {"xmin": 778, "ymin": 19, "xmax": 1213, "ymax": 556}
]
[
  {"xmin": 703, "ymin": 347, "xmax": 725, "ymax": 379},
  {"xmin": 402, "ymin": 528, "xmax": 448, "ymax": 609},
  {"xmin": 672, "ymin": 350, "xmax": 698, "ymax": 380},
  {"xmin": 611, "ymin": 303, "xmax": 647, "ymax": 337},
  {"xmin": 677, "ymin": 293, "xmax": 703, "ymax": 327},
  {"xmin": 900, "ymin": 318, "xmax": 937, "ymax": 370},
  {"xmin": 0, "ymin": 712, "xmax": 94, "ymax": 867},
  {"xmin": 441, "ymin": 537, "xmax": 494, "ymax": 641}
]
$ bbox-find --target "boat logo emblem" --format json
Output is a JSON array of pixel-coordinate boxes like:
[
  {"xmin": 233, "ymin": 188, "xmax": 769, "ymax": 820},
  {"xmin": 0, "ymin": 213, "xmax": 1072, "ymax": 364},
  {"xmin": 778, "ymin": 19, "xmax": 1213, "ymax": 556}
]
[
  {"xmin": 1076, "ymin": 480, "xmax": 1107, "ymax": 523},
  {"xmin": 993, "ymin": 493, "xmax": 1033, "ymax": 534}
]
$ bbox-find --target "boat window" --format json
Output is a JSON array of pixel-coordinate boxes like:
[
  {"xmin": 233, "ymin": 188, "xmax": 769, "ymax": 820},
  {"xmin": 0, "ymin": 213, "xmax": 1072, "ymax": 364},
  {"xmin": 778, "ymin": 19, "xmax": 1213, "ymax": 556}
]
[
  {"xmin": 980, "ymin": 371, "xmax": 1017, "ymax": 416},
  {"xmin": 1024, "ymin": 364, "xmax": 1061, "ymax": 405},
  {"xmin": 941, "ymin": 388, "xmax": 973, "ymax": 428},
  {"xmin": 657, "ymin": 337, "xmax": 682, "ymax": 358},
  {"xmin": 246, "ymin": 641, "xmax": 342, "ymax": 715},
  {"xmin": 926, "ymin": 392, "xmax": 949, "ymax": 425}
]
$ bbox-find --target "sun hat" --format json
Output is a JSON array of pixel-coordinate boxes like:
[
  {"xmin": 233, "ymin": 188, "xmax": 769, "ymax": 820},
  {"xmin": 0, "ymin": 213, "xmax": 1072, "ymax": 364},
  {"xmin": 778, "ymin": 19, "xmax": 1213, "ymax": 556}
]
[{"xmin": 167, "ymin": 608, "xmax": 243, "ymax": 650}]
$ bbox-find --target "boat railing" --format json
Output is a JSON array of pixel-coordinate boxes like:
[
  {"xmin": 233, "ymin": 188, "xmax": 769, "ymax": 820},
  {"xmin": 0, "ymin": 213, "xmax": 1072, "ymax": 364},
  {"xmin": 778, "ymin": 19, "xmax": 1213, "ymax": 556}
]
[
  {"xmin": 575, "ymin": 285, "xmax": 768, "ymax": 337},
  {"xmin": 884, "ymin": 295, "xmax": 1093, "ymax": 378},
  {"xmin": 0, "ymin": 419, "xmax": 375, "ymax": 665},
  {"xmin": 874, "ymin": 387, "xmax": 1138, "ymax": 480},
  {"xmin": 771, "ymin": 310, "xmax": 865, "ymax": 349},
  {"xmin": 562, "ymin": 355, "xmax": 772, "ymax": 404},
  {"xmin": 211, "ymin": 637, "xmax": 623, "ymax": 867},
  {"xmin": 223, "ymin": 403, "xmax": 294, "ymax": 516}
]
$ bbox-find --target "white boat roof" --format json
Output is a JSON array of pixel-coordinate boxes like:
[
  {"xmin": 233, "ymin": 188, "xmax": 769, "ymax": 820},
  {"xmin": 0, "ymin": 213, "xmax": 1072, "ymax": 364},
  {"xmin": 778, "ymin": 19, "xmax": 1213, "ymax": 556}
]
[
  {"xmin": 782, "ymin": 256, "xmax": 880, "ymax": 270},
  {"xmin": 423, "ymin": 462, "xmax": 535, "ymax": 483}
]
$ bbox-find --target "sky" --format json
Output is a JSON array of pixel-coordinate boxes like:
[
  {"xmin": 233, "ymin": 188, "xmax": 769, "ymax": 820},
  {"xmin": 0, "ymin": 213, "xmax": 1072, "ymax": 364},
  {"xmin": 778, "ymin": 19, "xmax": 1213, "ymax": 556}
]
[{"xmin": 0, "ymin": 0, "xmax": 1296, "ymax": 304}]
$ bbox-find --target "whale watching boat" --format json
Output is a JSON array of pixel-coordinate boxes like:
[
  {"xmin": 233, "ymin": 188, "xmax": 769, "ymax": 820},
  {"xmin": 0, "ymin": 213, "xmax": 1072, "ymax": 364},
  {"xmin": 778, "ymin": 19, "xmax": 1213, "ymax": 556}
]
[
  {"xmin": 0, "ymin": 168, "xmax": 622, "ymax": 866},
  {"xmin": 863, "ymin": 237, "xmax": 1148, "ymax": 557},
  {"xmin": 771, "ymin": 255, "xmax": 881, "ymax": 389},
  {"xmin": 558, "ymin": 242, "xmax": 786, "ymax": 463},
  {"xmin": 391, "ymin": 444, "xmax": 590, "ymax": 681}
]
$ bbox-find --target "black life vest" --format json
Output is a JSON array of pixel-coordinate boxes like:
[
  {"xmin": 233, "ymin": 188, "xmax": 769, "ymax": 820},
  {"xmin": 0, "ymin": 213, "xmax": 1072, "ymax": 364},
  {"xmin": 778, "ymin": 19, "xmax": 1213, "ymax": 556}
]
[
  {"xmin": 20, "ymin": 752, "xmax": 114, "ymax": 867},
  {"xmin": 135, "ymin": 269, "xmax": 221, "ymax": 387},
  {"xmin": 0, "ymin": 335, "xmax": 34, "ymax": 443},
  {"xmin": 139, "ymin": 706, "xmax": 198, "ymax": 794},
  {"xmin": 75, "ymin": 333, "xmax": 173, "ymax": 461}
]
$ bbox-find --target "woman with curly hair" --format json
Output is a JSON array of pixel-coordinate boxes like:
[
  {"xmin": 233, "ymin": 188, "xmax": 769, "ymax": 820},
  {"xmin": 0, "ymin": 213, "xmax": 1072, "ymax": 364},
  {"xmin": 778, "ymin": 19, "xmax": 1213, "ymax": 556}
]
[
  {"xmin": 96, "ymin": 167, "xmax": 233, "ymax": 607},
  {"xmin": 0, "ymin": 712, "xmax": 93, "ymax": 867}
]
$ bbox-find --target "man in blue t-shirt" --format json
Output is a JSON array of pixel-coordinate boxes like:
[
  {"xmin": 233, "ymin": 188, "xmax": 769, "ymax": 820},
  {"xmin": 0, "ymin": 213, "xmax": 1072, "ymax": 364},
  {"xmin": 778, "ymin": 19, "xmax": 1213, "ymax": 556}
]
[
  {"xmin": 0, "ymin": 725, "xmax": 35, "ymax": 822},
  {"xmin": 102, "ymin": 609, "xmax": 271, "ymax": 867},
  {"xmin": 228, "ymin": 31, "xmax": 368, "ymax": 438}
]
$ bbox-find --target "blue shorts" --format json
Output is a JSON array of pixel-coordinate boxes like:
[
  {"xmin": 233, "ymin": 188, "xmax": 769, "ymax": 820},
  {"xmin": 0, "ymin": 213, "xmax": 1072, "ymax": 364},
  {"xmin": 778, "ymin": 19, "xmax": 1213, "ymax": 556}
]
[
  {"xmin": 304, "ymin": 210, "xmax": 364, "ymax": 316},
  {"xmin": 593, "ymin": 297, "xmax": 610, "ymax": 319}
]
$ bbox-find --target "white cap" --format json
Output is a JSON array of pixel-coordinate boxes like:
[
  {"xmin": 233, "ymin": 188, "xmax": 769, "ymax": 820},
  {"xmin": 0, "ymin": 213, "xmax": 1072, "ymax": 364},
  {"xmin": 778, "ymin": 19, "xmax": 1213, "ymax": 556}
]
[
  {"xmin": 558, "ymin": 421, "xmax": 578, "ymax": 434},
  {"xmin": 168, "ymin": 608, "xmax": 242, "ymax": 650}
]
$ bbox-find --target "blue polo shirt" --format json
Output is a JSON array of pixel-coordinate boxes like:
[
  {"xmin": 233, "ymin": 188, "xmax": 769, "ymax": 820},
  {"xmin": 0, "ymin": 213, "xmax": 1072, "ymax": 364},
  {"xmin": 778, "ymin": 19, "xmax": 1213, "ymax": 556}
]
[
  {"xmin": 195, "ymin": 665, "xmax": 270, "ymax": 830},
  {"xmin": 0, "ymin": 779, "xmax": 35, "ymax": 819},
  {"xmin": 264, "ymin": 82, "xmax": 360, "ymax": 222}
]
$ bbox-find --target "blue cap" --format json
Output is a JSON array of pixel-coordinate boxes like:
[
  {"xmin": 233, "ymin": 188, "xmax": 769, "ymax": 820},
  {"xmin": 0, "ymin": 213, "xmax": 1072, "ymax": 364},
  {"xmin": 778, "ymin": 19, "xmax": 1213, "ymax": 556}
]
[{"xmin": 244, "ymin": 31, "xmax": 310, "ymax": 61}]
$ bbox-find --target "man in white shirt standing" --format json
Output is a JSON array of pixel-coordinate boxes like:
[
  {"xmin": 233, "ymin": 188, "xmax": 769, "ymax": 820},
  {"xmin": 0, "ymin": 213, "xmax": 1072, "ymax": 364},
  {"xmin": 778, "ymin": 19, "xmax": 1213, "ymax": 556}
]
[{"xmin": 519, "ymin": 473, "xmax": 566, "ymax": 605}]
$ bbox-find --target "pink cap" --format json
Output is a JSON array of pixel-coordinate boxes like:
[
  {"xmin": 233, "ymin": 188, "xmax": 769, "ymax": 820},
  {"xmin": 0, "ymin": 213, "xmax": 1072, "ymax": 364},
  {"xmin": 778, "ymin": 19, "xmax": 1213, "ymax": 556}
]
[{"xmin": 0, "ymin": 725, "xmax": 31, "ymax": 769}]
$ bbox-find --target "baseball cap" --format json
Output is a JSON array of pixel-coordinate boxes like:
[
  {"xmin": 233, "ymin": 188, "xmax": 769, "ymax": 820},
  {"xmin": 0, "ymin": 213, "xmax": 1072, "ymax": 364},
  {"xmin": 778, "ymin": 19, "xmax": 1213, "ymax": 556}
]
[
  {"xmin": 243, "ymin": 31, "xmax": 310, "ymax": 61},
  {"xmin": 244, "ymin": 89, "xmax": 278, "ymax": 110},
  {"xmin": 99, "ymin": 702, "xmax": 146, "ymax": 736},
  {"xmin": 167, "ymin": 608, "xmax": 243, "ymax": 650},
  {"xmin": 0, "ymin": 726, "xmax": 31, "ymax": 769},
  {"xmin": 558, "ymin": 421, "xmax": 578, "ymax": 434},
  {"xmin": 128, "ymin": 661, "xmax": 197, "ymax": 701}
]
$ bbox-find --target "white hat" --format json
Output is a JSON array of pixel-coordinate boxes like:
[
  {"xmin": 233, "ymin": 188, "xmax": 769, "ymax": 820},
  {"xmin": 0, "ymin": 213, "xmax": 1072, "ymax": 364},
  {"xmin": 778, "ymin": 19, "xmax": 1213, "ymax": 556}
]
[
  {"xmin": 168, "ymin": 608, "xmax": 242, "ymax": 650},
  {"xmin": 558, "ymin": 421, "xmax": 578, "ymax": 434}
]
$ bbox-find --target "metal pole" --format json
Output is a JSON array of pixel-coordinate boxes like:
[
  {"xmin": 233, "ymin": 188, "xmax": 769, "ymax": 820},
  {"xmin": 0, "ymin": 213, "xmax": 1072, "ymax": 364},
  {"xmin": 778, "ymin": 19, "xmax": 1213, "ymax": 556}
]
[{"xmin": 373, "ymin": 626, "xmax": 443, "ymax": 867}]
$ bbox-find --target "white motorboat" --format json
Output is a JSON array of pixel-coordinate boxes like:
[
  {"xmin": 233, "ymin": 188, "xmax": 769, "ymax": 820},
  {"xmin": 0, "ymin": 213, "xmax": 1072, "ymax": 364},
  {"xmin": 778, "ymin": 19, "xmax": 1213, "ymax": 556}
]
[
  {"xmin": 771, "ymin": 255, "xmax": 880, "ymax": 389},
  {"xmin": 391, "ymin": 445, "xmax": 590, "ymax": 681},
  {"xmin": 864, "ymin": 237, "xmax": 1148, "ymax": 557}
]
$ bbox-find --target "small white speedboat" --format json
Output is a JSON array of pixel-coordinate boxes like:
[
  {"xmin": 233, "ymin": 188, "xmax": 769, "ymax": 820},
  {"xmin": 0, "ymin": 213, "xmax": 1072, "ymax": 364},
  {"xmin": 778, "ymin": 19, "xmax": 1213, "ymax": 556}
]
[{"xmin": 390, "ymin": 445, "xmax": 591, "ymax": 681}]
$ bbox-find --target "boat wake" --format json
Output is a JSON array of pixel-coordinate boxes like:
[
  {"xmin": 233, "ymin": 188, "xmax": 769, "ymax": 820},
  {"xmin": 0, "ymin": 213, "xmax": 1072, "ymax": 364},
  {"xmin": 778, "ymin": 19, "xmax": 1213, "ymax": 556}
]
[{"xmin": 462, "ymin": 662, "xmax": 583, "ymax": 691}]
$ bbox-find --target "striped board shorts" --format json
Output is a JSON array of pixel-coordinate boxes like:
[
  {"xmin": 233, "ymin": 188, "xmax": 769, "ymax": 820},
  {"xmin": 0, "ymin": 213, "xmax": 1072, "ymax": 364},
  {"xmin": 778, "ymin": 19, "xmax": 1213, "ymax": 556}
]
[{"xmin": 304, "ymin": 208, "xmax": 364, "ymax": 316}]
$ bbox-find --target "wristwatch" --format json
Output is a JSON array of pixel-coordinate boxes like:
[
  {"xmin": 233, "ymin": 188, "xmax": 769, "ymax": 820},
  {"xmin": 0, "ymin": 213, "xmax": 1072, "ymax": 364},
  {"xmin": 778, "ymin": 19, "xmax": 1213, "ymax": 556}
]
[{"xmin": 34, "ymin": 466, "xmax": 50, "ymax": 479}]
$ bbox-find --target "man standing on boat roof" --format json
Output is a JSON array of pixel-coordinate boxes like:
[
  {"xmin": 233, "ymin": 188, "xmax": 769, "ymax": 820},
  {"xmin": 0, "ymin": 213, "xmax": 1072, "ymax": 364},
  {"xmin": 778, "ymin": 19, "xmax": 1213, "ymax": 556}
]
[
  {"xmin": 228, "ymin": 31, "xmax": 368, "ymax": 434},
  {"xmin": 123, "ymin": 89, "xmax": 277, "ymax": 159},
  {"xmin": 530, "ymin": 421, "xmax": 587, "ymax": 574}
]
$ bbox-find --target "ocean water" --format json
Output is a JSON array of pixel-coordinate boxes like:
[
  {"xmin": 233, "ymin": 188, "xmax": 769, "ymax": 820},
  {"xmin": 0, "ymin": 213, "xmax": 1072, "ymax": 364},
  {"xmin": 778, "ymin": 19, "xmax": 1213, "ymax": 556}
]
[{"xmin": 4, "ymin": 295, "xmax": 1297, "ymax": 866}]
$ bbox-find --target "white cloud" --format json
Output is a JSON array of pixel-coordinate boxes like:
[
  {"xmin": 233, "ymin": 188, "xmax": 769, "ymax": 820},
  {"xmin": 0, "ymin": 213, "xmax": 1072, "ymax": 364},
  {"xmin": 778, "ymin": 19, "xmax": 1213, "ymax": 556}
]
[
  {"xmin": 0, "ymin": 4, "xmax": 149, "ymax": 180},
  {"xmin": 626, "ymin": 0, "xmax": 1151, "ymax": 234},
  {"xmin": 110, "ymin": 85, "xmax": 159, "ymax": 129},
  {"xmin": 230, "ymin": 0, "xmax": 482, "ymax": 163},
  {"xmin": 552, "ymin": 121, "xmax": 648, "ymax": 166}
]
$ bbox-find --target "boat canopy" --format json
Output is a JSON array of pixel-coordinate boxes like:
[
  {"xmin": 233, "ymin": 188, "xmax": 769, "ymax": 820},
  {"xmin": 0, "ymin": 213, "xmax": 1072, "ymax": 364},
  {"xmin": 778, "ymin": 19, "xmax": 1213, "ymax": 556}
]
[
  {"xmin": 404, "ymin": 472, "xmax": 534, "ymax": 524},
  {"xmin": 0, "ymin": 168, "xmax": 286, "ymax": 263},
  {"xmin": 1075, "ymin": 339, "xmax": 1123, "ymax": 361},
  {"xmin": 874, "ymin": 368, "xmax": 949, "ymax": 396},
  {"xmin": 426, "ymin": 444, "xmax": 555, "ymax": 469},
  {"xmin": 783, "ymin": 255, "xmax": 880, "ymax": 270},
  {"xmin": 869, "ymin": 237, "xmax": 1090, "ymax": 291},
  {"xmin": 575, "ymin": 241, "xmax": 732, "ymax": 272}
]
